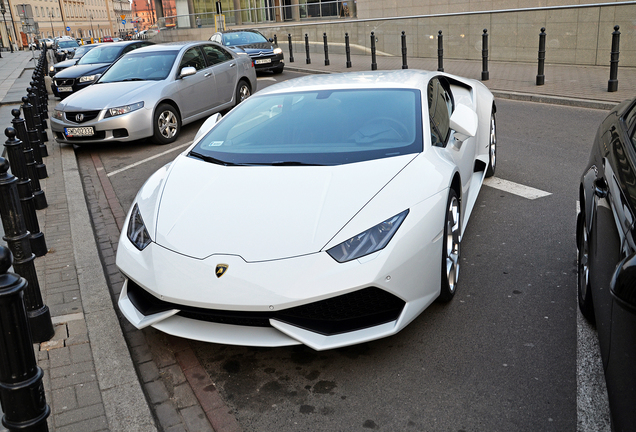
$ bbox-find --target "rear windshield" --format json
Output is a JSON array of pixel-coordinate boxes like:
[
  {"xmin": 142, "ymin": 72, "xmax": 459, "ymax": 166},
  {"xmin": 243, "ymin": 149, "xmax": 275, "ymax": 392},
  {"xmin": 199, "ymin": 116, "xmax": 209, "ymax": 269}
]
[
  {"xmin": 58, "ymin": 40, "xmax": 79, "ymax": 48},
  {"xmin": 223, "ymin": 31, "xmax": 268, "ymax": 46},
  {"xmin": 191, "ymin": 88, "xmax": 423, "ymax": 166}
]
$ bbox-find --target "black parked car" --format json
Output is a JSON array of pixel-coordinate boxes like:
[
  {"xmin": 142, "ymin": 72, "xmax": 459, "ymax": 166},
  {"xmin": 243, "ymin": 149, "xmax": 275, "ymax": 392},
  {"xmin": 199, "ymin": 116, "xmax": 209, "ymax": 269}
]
[
  {"xmin": 52, "ymin": 40, "xmax": 153, "ymax": 98},
  {"xmin": 49, "ymin": 43, "xmax": 102, "ymax": 77},
  {"xmin": 53, "ymin": 38, "xmax": 81, "ymax": 62},
  {"xmin": 210, "ymin": 29, "xmax": 284, "ymax": 74},
  {"xmin": 578, "ymin": 96, "xmax": 636, "ymax": 431}
]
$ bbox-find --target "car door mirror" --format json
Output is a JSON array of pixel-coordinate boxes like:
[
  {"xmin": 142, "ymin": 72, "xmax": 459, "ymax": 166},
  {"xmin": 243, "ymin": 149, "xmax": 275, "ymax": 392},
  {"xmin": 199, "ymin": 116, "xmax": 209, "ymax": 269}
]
[
  {"xmin": 179, "ymin": 66, "xmax": 197, "ymax": 79},
  {"xmin": 193, "ymin": 113, "xmax": 223, "ymax": 143},
  {"xmin": 449, "ymin": 103, "xmax": 478, "ymax": 142},
  {"xmin": 611, "ymin": 252, "xmax": 636, "ymax": 313}
]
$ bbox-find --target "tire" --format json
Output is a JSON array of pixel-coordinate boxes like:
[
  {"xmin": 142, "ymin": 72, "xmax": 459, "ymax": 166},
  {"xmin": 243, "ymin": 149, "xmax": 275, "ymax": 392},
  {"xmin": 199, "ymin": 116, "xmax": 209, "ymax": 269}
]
[
  {"xmin": 151, "ymin": 103, "xmax": 180, "ymax": 145},
  {"xmin": 273, "ymin": 64, "xmax": 284, "ymax": 74},
  {"xmin": 577, "ymin": 211, "xmax": 595, "ymax": 323},
  {"xmin": 485, "ymin": 109, "xmax": 497, "ymax": 178},
  {"xmin": 438, "ymin": 189, "xmax": 461, "ymax": 303},
  {"xmin": 235, "ymin": 80, "xmax": 251, "ymax": 107}
]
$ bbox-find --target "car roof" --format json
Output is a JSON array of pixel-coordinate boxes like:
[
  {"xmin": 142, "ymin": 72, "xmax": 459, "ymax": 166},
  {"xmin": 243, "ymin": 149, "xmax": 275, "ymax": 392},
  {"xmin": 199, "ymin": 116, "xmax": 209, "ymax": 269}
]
[
  {"xmin": 256, "ymin": 70, "xmax": 444, "ymax": 96},
  {"xmin": 216, "ymin": 29, "xmax": 263, "ymax": 35},
  {"xmin": 125, "ymin": 41, "xmax": 223, "ymax": 54}
]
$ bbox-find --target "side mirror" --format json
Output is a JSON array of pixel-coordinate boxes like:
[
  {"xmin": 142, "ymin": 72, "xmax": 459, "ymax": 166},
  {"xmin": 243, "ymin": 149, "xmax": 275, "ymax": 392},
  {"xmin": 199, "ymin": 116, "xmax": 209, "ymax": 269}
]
[
  {"xmin": 449, "ymin": 103, "xmax": 478, "ymax": 142},
  {"xmin": 193, "ymin": 113, "xmax": 223, "ymax": 143},
  {"xmin": 610, "ymin": 253, "xmax": 636, "ymax": 313},
  {"xmin": 179, "ymin": 66, "xmax": 197, "ymax": 79},
  {"xmin": 269, "ymin": 38, "xmax": 274, "ymax": 43}
]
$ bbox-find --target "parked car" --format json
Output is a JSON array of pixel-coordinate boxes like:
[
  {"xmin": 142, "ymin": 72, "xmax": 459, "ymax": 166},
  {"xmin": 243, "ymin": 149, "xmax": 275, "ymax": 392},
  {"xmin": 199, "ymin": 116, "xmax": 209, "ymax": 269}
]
[
  {"xmin": 114, "ymin": 70, "xmax": 497, "ymax": 351},
  {"xmin": 53, "ymin": 38, "xmax": 80, "ymax": 62},
  {"xmin": 210, "ymin": 29, "xmax": 284, "ymax": 74},
  {"xmin": 52, "ymin": 40, "xmax": 153, "ymax": 98},
  {"xmin": 102, "ymin": 36, "xmax": 114, "ymax": 42},
  {"xmin": 51, "ymin": 41, "xmax": 257, "ymax": 145},
  {"xmin": 49, "ymin": 43, "xmax": 102, "ymax": 78},
  {"xmin": 577, "ymin": 96, "xmax": 636, "ymax": 431}
]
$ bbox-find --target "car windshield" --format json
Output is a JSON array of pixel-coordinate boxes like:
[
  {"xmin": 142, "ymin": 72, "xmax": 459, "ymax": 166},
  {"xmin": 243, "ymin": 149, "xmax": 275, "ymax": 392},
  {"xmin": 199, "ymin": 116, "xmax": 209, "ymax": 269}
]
[
  {"xmin": 98, "ymin": 51, "xmax": 177, "ymax": 82},
  {"xmin": 74, "ymin": 45, "xmax": 94, "ymax": 57},
  {"xmin": 78, "ymin": 45, "xmax": 124, "ymax": 64},
  {"xmin": 223, "ymin": 31, "xmax": 267, "ymax": 46},
  {"xmin": 190, "ymin": 89, "xmax": 423, "ymax": 166},
  {"xmin": 58, "ymin": 40, "xmax": 79, "ymax": 48}
]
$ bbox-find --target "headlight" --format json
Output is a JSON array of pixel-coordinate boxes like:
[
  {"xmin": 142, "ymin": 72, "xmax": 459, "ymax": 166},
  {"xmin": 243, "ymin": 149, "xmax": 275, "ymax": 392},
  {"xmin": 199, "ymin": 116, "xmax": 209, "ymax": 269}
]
[
  {"xmin": 49, "ymin": 66, "xmax": 54, "ymax": 73},
  {"xmin": 104, "ymin": 102, "xmax": 144, "ymax": 118},
  {"xmin": 273, "ymin": 47, "xmax": 283, "ymax": 55},
  {"xmin": 127, "ymin": 204, "xmax": 151, "ymax": 250},
  {"xmin": 79, "ymin": 74, "xmax": 100, "ymax": 83},
  {"xmin": 53, "ymin": 110, "xmax": 64, "ymax": 120},
  {"xmin": 327, "ymin": 210, "xmax": 409, "ymax": 263}
]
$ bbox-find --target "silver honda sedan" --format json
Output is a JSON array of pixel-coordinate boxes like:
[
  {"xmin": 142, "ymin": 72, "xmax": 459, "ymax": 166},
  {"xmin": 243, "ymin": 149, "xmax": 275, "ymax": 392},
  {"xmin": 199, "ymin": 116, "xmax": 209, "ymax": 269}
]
[{"xmin": 51, "ymin": 41, "xmax": 257, "ymax": 145}]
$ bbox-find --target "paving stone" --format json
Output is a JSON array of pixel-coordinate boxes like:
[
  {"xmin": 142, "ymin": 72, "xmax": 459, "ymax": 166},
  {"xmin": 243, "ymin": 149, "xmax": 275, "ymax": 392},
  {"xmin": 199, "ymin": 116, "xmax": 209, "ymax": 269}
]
[
  {"xmin": 55, "ymin": 415, "xmax": 109, "ymax": 432},
  {"xmin": 145, "ymin": 380, "xmax": 170, "ymax": 404},
  {"xmin": 50, "ymin": 371, "xmax": 98, "ymax": 391},
  {"xmin": 75, "ymin": 381, "xmax": 103, "ymax": 408},
  {"xmin": 48, "ymin": 346, "xmax": 71, "ymax": 368},
  {"xmin": 54, "ymin": 403, "xmax": 105, "ymax": 427},
  {"xmin": 69, "ymin": 343, "xmax": 93, "ymax": 363},
  {"xmin": 138, "ymin": 361, "xmax": 160, "ymax": 383},
  {"xmin": 159, "ymin": 364, "xmax": 187, "ymax": 388},
  {"xmin": 67, "ymin": 319, "xmax": 87, "ymax": 337},
  {"xmin": 173, "ymin": 383, "xmax": 199, "ymax": 409},
  {"xmin": 50, "ymin": 360, "xmax": 95, "ymax": 379},
  {"xmin": 180, "ymin": 405, "xmax": 214, "ymax": 432},
  {"xmin": 51, "ymin": 385, "xmax": 78, "ymax": 413},
  {"xmin": 154, "ymin": 401, "xmax": 183, "ymax": 429}
]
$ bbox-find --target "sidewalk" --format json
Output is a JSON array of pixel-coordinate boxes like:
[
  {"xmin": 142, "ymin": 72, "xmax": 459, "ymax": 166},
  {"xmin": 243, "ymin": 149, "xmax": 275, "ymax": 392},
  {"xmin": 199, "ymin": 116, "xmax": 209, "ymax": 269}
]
[{"xmin": 0, "ymin": 47, "xmax": 633, "ymax": 432}]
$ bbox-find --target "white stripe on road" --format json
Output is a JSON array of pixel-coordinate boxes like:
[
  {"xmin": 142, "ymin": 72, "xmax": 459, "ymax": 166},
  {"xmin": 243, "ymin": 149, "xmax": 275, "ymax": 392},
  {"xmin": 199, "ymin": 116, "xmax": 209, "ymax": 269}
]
[
  {"xmin": 483, "ymin": 176, "xmax": 552, "ymax": 200},
  {"xmin": 257, "ymin": 77, "xmax": 277, "ymax": 81},
  {"xmin": 107, "ymin": 141, "xmax": 193, "ymax": 177}
]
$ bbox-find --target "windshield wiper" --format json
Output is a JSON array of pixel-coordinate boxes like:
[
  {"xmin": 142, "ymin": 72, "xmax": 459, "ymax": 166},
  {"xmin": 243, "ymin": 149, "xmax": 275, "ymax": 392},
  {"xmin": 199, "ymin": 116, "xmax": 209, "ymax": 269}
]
[
  {"xmin": 120, "ymin": 78, "xmax": 145, "ymax": 82},
  {"xmin": 189, "ymin": 151, "xmax": 241, "ymax": 166},
  {"xmin": 270, "ymin": 161, "xmax": 323, "ymax": 166}
]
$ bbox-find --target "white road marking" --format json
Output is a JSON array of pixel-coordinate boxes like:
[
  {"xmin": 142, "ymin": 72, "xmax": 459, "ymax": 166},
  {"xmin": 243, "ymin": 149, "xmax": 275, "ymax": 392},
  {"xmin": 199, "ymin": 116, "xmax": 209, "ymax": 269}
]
[
  {"xmin": 257, "ymin": 77, "xmax": 277, "ymax": 81},
  {"xmin": 483, "ymin": 177, "xmax": 551, "ymax": 200},
  {"xmin": 107, "ymin": 141, "xmax": 193, "ymax": 177}
]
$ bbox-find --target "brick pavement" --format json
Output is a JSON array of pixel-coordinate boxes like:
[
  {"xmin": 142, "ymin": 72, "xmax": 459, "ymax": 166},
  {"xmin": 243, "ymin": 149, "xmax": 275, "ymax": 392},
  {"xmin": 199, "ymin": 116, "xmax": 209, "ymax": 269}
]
[{"xmin": 0, "ymin": 44, "xmax": 634, "ymax": 432}]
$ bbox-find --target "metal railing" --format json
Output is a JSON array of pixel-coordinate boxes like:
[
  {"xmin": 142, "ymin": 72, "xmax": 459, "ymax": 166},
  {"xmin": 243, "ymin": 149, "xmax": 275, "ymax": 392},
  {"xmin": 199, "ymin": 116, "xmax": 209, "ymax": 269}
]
[{"xmin": 157, "ymin": 0, "xmax": 356, "ymax": 31}]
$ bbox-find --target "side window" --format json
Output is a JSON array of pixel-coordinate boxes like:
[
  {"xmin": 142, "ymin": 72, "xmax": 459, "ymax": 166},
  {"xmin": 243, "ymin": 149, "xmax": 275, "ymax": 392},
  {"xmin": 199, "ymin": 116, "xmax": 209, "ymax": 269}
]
[
  {"xmin": 202, "ymin": 45, "xmax": 232, "ymax": 66},
  {"xmin": 427, "ymin": 78, "xmax": 453, "ymax": 146},
  {"xmin": 122, "ymin": 44, "xmax": 138, "ymax": 55},
  {"xmin": 622, "ymin": 103, "xmax": 636, "ymax": 148},
  {"xmin": 179, "ymin": 47, "xmax": 205, "ymax": 71},
  {"xmin": 212, "ymin": 34, "xmax": 221, "ymax": 43}
]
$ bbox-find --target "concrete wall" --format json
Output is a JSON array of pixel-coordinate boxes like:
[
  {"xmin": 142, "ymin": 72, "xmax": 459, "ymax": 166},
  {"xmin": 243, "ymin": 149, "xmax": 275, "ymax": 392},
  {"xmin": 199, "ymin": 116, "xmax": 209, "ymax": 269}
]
[{"xmin": 152, "ymin": 2, "xmax": 636, "ymax": 67}]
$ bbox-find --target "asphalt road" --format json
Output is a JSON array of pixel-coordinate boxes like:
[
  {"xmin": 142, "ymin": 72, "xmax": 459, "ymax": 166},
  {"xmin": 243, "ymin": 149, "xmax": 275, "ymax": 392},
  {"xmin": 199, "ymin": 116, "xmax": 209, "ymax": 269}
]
[{"xmin": 76, "ymin": 72, "xmax": 612, "ymax": 431}]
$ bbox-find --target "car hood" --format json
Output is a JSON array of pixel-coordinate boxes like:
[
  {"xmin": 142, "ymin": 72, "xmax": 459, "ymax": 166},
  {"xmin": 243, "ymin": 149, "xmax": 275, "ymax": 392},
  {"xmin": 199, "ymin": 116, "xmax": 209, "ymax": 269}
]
[
  {"xmin": 55, "ymin": 63, "xmax": 110, "ymax": 78},
  {"xmin": 152, "ymin": 154, "xmax": 416, "ymax": 262},
  {"xmin": 54, "ymin": 59, "xmax": 78, "ymax": 68},
  {"xmin": 57, "ymin": 81, "xmax": 160, "ymax": 110},
  {"xmin": 231, "ymin": 42, "xmax": 275, "ymax": 54}
]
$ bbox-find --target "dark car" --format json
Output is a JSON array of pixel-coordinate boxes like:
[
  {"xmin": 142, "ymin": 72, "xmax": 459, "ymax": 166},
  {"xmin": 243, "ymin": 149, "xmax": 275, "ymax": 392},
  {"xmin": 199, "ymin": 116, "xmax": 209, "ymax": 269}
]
[
  {"xmin": 52, "ymin": 40, "xmax": 153, "ymax": 98},
  {"xmin": 53, "ymin": 38, "xmax": 81, "ymax": 62},
  {"xmin": 577, "ymin": 96, "xmax": 636, "ymax": 431},
  {"xmin": 210, "ymin": 29, "xmax": 284, "ymax": 73},
  {"xmin": 49, "ymin": 44, "xmax": 102, "ymax": 78}
]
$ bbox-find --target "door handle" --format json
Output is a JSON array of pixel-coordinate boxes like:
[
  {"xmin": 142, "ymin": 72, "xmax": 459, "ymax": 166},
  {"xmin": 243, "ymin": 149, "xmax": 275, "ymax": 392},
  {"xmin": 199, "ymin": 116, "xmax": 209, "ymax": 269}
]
[
  {"xmin": 594, "ymin": 177, "xmax": 609, "ymax": 199},
  {"xmin": 230, "ymin": 63, "xmax": 236, "ymax": 67},
  {"xmin": 204, "ymin": 72, "xmax": 212, "ymax": 77}
]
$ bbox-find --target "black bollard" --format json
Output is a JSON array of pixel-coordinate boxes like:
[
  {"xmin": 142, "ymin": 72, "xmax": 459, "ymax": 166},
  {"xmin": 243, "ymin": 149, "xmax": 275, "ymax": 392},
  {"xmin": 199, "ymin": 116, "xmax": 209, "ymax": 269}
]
[
  {"xmin": 371, "ymin": 32, "xmax": 377, "ymax": 71},
  {"xmin": 323, "ymin": 33, "xmax": 330, "ymax": 66},
  {"xmin": 288, "ymin": 34, "xmax": 294, "ymax": 63},
  {"xmin": 481, "ymin": 29, "xmax": 489, "ymax": 81},
  {"xmin": 28, "ymin": 89, "xmax": 48, "ymax": 155},
  {"xmin": 274, "ymin": 34, "xmax": 277, "ymax": 45},
  {"xmin": 30, "ymin": 80, "xmax": 47, "ymax": 121},
  {"xmin": 305, "ymin": 33, "xmax": 311, "ymax": 64},
  {"xmin": 437, "ymin": 30, "xmax": 444, "ymax": 72},
  {"xmin": 12, "ymin": 109, "xmax": 47, "ymax": 211},
  {"xmin": 401, "ymin": 31, "xmax": 408, "ymax": 69},
  {"xmin": 0, "ymin": 246, "xmax": 51, "ymax": 432},
  {"xmin": 4, "ymin": 128, "xmax": 47, "ymax": 256},
  {"xmin": 345, "ymin": 33, "xmax": 352, "ymax": 68},
  {"xmin": 608, "ymin": 25, "xmax": 620, "ymax": 92},
  {"xmin": 0, "ymin": 157, "xmax": 54, "ymax": 343},
  {"xmin": 22, "ymin": 97, "xmax": 48, "ymax": 180},
  {"xmin": 536, "ymin": 27, "xmax": 547, "ymax": 85}
]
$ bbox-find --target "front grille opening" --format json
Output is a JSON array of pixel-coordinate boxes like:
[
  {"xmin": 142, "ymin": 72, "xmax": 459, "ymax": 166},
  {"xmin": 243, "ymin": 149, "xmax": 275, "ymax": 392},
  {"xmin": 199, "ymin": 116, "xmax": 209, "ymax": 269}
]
[
  {"xmin": 65, "ymin": 110, "xmax": 100, "ymax": 123},
  {"xmin": 126, "ymin": 280, "xmax": 405, "ymax": 336}
]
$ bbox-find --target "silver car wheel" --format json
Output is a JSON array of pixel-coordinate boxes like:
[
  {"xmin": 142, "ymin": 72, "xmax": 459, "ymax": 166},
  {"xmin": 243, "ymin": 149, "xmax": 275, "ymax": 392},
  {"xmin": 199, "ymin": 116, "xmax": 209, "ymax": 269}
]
[
  {"xmin": 158, "ymin": 109, "xmax": 178, "ymax": 139},
  {"xmin": 486, "ymin": 110, "xmax": 496, "ymax": 177},
  {"xmin": 445, "ymin": 194, "xmax": 461, "ymax": 294},
  {"xmin": 236, "ymin": 81, "xmax": 251, "ymax": 105}
]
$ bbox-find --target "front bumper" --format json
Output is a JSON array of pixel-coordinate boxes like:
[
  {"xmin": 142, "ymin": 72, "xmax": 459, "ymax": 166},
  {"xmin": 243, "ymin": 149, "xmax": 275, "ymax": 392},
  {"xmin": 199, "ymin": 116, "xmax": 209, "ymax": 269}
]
[
  {"xmin": 250, "ymin": 53, "xmax": 284, "ymax": 72},
  {"xmin": 50, "ymin": 106, "xmax": 154, "ymax": 144},
  {"xmin": 116, "ymin": 191, "xmax": 447, "ymax": 350}
]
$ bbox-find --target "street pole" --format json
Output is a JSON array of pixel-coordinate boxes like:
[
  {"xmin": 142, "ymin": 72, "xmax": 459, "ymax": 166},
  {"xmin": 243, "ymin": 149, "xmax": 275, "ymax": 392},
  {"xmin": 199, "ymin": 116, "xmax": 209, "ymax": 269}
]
[
  {"xmin": 90, "ymin": 14, "xmax": 94, "ymax": 43},
  {"xmin": 49, "ymin": 12, "xmax": 54, "ymax": 38},
  {"xmin": 0, "ymin": 2, "xmax": 13, "ymax": 53}
]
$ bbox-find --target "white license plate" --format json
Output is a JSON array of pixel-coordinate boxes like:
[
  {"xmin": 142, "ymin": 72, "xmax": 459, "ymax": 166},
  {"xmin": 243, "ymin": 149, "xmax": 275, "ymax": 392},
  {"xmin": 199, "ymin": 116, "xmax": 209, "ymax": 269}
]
[
  {"xmin": 64, "ymin": 127, "xmax": 94, "ymax": 137},
  {"xmin": 255, "ymin": 59, "xmax": 271, "ymax": 64},
  {"xmin": 57, "ymin": 86, "xmax": 72, "ymax": 92}
]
